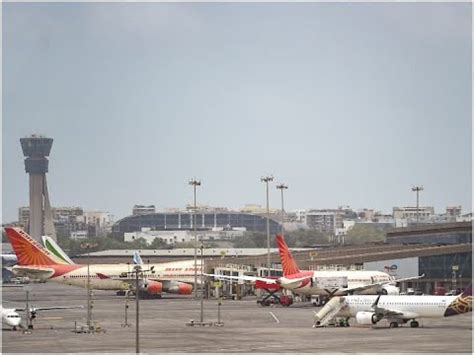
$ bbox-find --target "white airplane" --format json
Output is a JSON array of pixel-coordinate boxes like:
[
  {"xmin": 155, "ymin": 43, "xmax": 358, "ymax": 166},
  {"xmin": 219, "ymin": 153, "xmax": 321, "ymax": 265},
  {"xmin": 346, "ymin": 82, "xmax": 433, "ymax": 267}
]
[
  {"xmin": 1, "ymin": 306, "xmax": 22, "ymax": 330},
  {"xmin": 1, "ymin": 304, "xmax": 84, "ymax": 330},
  {"xmin": 4, "ymin": 227, "xmax": 199, "ymax": 297},
  {"xmin": 315, "ymin": 284, "xmax": 472, "ymax": 328},
  {"xmin": 207, "ymin": 234, "xmax": 423, "ymax": 297}
]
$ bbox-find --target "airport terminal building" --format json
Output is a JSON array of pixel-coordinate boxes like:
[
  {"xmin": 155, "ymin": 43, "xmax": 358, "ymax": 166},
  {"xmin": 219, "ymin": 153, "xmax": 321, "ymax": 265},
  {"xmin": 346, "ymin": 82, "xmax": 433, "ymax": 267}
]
[{"xmin": 112, "ymin": 211, "xmax": 280, "ymax": 236}]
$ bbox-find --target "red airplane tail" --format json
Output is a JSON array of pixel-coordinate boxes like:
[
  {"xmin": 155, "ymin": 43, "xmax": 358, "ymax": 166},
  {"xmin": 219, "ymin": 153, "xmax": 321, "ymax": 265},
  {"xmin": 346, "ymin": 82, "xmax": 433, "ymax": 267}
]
[
  {"xmin": 4, "ymin": 227, "xmax": 62, "ymax": 266},
  {"xmin": 275, "ymin": 234, "xmax": 301, "ymax": 276}
]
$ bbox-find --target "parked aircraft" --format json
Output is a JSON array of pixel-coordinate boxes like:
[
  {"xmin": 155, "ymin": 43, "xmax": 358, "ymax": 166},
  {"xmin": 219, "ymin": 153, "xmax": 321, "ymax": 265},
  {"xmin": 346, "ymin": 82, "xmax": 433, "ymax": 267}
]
[
  {"xmin": 1, "ymin": 306, "xmax": 21, "ymax": 330},
  {"xmin": 317, "ymin": 284, "xmax": 472, "ymax": 328},
  {"xmin": 4, "ymin": 227, "xmax": 197, "ymax": 297},
  {"xmin": 1, "ymin": 304, "xmax": 83, "ymax": 330},
  {"xmin": 207, "ymin": 234, "xmax": 423, "ymax": 297}
]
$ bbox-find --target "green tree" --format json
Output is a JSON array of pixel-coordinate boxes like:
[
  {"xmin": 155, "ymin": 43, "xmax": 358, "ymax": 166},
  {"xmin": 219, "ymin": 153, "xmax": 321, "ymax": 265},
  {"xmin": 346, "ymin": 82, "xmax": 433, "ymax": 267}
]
[
  {"xmin": 344, "ymin": 223, "xmax": 386, "ymax": 245},
  {"xmin": 150, "ymin": 237, "xmax": 169, "ymax": 249}
]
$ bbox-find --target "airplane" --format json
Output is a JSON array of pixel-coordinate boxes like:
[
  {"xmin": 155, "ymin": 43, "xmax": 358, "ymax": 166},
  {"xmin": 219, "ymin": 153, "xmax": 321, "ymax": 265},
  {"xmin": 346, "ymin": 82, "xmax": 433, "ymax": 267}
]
[
  {"xmin": 316, "ymin": 284, "xmax": 472, "ymax": 328},
  {"xmin": 4, "ymin": 227, "xmax": 198, "ymax": 297},
  {"xmin": 206, "ymin": 234, "xmax": 423, "ymax": 298},
  {"xmin": 1, "ymin": 304, "xmax": 84, "ymax": 330},
  {"xmin": 1, "ymin": 306, "xmax": 22, "ymax": 330}
]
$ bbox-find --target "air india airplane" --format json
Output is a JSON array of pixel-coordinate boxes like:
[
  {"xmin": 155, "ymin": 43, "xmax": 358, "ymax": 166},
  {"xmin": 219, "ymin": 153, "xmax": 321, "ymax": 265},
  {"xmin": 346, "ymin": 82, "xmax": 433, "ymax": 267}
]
[
  {"xmin": 314, "ymin": 284, "xmax": 472, "ymax": 328},
  {"xmin": 4, "ymin": 227, "xmax": 199, "ymax": 297},
  {"xmin": 207, "ymin": 234, "xmax": 423, "ymax": 297}
]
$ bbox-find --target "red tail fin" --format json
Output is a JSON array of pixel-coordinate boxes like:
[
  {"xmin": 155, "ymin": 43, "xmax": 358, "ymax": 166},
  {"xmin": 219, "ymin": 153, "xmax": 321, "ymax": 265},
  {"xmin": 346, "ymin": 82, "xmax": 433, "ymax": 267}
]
[
  {"xmin": 4, "ymin": 227, "xmax": 61, "ymax": 266},
  {"xmin": 275, "ymin": 234, "xmax": 301, "ymax": 276}
]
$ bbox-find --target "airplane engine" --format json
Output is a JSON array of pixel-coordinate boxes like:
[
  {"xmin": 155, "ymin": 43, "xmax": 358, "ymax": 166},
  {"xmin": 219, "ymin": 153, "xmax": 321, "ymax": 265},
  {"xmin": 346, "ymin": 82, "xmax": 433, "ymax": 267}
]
[
  {"xmin": 381, "ymin": 285, "xmax": 400, "ymax": 295},
  {"xmin": 163, "ymin": 281, "xmax": 193, "ymax": 295},
  {"xmin": 144, "ymin": 280, "xmax": 163, "ymax": 295},
  {"xmin": 355, "ymin": 311, "xmax": 380, "ymax": 325}
]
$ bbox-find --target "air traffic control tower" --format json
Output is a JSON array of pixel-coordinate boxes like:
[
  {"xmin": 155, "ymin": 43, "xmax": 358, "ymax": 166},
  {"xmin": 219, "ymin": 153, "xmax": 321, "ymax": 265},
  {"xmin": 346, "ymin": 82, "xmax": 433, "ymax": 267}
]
[{"xmin": 20, "ymin": 135, "xmax": 56, "ymax": 241}]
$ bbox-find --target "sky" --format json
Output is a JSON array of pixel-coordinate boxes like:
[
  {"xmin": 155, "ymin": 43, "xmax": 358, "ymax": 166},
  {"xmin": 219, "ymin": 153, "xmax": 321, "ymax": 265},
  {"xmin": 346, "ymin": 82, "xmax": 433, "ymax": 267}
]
[{"xmin": 2, "ymin": 2, "xmax": 472, "ymax": 223}]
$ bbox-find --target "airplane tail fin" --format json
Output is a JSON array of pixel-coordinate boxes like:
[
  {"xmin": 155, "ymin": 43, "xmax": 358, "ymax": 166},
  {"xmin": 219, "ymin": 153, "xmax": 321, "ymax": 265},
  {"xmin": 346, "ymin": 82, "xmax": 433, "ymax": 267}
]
[
  {"xmin": 133, "ymin": 251, "xmax": 143, "ymax": 265},
  {"xmin": 42, "ymin": 235, "xmax": 75, "ymax": 264},
  {"xmin": 275, "ymin": 234, "xmax": 301, "ymax": 276},
  {"xmin": 444, "ymin": 284, "xmax": 472, "ymax": 317},
  {"xmin": 4, "ymin": 227, "xmax": 64, "ymax": 266}
]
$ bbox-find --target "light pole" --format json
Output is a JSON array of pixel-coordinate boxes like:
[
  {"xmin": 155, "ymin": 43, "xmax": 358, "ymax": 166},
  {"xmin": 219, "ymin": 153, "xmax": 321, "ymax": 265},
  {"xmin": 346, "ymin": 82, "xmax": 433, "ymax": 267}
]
[
  {"xmin": 122, "ymin": 264, "xmax": 151, "ymax": 353},
  {"xmin": 81, "ymin": 242, "xmax": 98, "ymax": 332},
  {"xmin": 189, "ymin": 178, "xmax": 201, "ymax": 299},
  {"xmin": 411, "ymin": 185, "xmax": 424, "ymax": 225},
  {"xmin": 23, "ymin": 284, "xmax": 32, "ymax": 331},
  {"xmin": 261, "ymin": 175, "xmax": 274, "ymax": 276},
  {"xmin": 200, "ymin": 243, "xmax": 204, "ymax": 324},
  {"xmin": 276, "ymin": 183, "xmax": 288, "ymax": 237}
]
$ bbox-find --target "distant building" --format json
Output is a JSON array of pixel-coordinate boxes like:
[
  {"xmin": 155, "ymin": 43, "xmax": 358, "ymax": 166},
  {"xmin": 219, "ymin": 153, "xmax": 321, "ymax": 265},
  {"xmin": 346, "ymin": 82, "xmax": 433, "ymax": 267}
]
[
  {"xmin": 77, "ymin": 211, "xmax": 114, "ymax": 237},
  {"xmin": 113, "ymin": 211, "xmax": 279, "ymax": 236},
  {"xmin": 446, "ymin": 206, "xmax": 462, "ymax": 221},
  {"xmin": 17, "ymin": 206, "xmax": 112, "ymax": 238},
  {"xmin": 305, "ymin": 207, "xmax": 356, "ymax": 234},
  {"xmin": 393, "ymin": 206, "xmax": 435, "ymax": 222},
  {"xmin": 132, "ymin": 205, "xmax": 156, "ymax": 215},
  {"xmin": 124, "ymin": 228, "xmax": 245, "ymax": 246},
  {"xmin": 306, "ymin": 210, "xmax": 340, "ymax": 234},
  {"xmin": 358, "ymin": 209, "xmax": 375, "ymax": 222},
  {"xmin": 70, "ymin": 230, "xmax": 88, "ymax": 240},
  {"xmin": 18, "ymin": 207, "xmax": 30, "ymax": 229},
  {"xmin": 293, "ymin": 209, "xmax": 307, "ymax": 223}
]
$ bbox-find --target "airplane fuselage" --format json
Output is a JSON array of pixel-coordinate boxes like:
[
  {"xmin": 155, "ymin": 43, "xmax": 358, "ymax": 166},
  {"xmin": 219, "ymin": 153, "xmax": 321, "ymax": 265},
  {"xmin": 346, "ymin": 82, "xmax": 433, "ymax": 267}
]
[
  {"xmin": 1, "ymin": 307, "xmax": 21, "ymax": 329},
  {"xmin": 280, "ymin": 270, "xmax": 394, "ymax": 296},
  {"xmin": 12, "ymin": 259, "xmax": 201, "ymax": 291},
  {"xmin": 337, "ymin": 294, "xmax": 471, "ymax": 320}
]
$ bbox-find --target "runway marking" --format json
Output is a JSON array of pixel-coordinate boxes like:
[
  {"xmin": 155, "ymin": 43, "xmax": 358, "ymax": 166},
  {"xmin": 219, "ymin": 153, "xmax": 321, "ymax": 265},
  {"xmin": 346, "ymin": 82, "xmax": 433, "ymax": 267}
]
[{"xmin": 269, "ymin": 312, "xmax": 280, "ymax": 324}]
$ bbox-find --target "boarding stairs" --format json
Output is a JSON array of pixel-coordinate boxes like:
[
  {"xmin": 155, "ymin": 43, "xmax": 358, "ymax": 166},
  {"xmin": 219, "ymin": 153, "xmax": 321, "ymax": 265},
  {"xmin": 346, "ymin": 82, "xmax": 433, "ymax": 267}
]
[{"xmin": 313, "ymin": 296, "xmax": 347, "ymax": 327}]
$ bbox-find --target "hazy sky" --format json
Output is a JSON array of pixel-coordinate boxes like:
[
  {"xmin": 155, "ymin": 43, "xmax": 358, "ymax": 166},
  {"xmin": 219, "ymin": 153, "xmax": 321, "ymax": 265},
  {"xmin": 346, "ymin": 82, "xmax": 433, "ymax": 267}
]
[{"xmin": 2, "ymin": 2, "xmax": 472, "ymax": 222}]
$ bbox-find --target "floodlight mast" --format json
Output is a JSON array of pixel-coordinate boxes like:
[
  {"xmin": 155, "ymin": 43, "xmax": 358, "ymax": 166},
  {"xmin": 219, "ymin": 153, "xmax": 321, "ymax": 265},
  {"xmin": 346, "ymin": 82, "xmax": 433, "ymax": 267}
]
[
  {"xmin": 276, "ymin": 183, "xmax": 288, "ymax": 237},
  {"xmin": 261, "ymin": 175, "xmax": 274, "ymax": 276},
  {"xmin": 189, "ymin": 178, "xmax": 201, "ymax": 298},
  {"xmin": 411, "ymin": 185, "xmax": 424, "ymax": 225}
]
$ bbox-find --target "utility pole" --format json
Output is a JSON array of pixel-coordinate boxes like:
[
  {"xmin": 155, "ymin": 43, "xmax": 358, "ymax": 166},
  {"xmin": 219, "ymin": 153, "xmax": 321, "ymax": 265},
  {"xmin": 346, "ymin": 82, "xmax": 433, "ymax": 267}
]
[
  {"xmin": 135, "ymin": 265, "xmax": 140, "ymax": 354},
  {"xmin": 189, "ymin": 178, "xmax": 201, "ymax": 299},
  {"xmin": 261, "ymin": 175, "xmax": 274, "ymax": 276},
  {"xmin": 411, "ymin": 186, "xmax": 424, "ymax": 225},
  {"xmin": 276, "ymin": 183, "xmax": 288, "ymax": 237}
]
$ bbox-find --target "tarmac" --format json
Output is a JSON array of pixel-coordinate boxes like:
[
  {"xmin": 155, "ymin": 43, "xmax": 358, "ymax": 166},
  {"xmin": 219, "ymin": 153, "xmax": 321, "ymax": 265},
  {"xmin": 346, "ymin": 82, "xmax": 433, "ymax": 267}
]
[{"xmin": 2, "ymin": 282, "xmax": 472, "ymax": 353}]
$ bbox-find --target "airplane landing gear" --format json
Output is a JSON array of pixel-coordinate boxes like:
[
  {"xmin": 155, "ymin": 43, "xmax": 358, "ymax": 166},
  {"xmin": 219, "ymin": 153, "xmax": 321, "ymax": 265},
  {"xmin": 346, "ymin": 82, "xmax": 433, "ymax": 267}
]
[
  {"xmin": 410, "ymin": 320, "xmax": 419, "ymax": 328},
  {"xmin": 389, "ymin": 322, "xmax": 399, "ymax": 328}
]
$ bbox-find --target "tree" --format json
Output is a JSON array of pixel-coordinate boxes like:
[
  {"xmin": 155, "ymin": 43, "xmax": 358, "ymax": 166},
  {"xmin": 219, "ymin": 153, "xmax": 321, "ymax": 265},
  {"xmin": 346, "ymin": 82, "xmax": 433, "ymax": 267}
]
[
  {"xmin": 127, "ymin": 237, "xmax": 149, "ymax": 249},
  {"xmin": 344, "ymin": 223, "xmax": 386, "ymax": 245},
  {"xmin": 150, "ymin": 237, "xmax": 169, "ymax": 249}
]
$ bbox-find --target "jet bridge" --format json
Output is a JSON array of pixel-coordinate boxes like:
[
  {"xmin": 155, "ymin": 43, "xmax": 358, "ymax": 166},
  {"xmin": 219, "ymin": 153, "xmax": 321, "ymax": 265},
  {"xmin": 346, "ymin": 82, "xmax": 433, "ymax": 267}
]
[{"xmin": 313, "ymin": 296, "xmax": 347, "ymax": 327}]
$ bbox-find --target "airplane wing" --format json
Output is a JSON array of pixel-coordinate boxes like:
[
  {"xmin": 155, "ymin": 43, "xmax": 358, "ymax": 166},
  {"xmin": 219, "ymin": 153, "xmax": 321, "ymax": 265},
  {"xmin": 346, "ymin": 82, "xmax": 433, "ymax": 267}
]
[
  {"xmin": 32, "ymin": 306, "xmax": 84, "ymax": 312},
  {"xmin": 341, "ymin": 274, "xmax": 425, "ymax": 295},
  {"xmin": 370, "ymin": 294, "xmax": 418, "ymax": 320},
  {"xmin": 203, "ymin": 273, "xmax": 278, "ymax": 284},
  {"xmin": 15, "ymin": 305, "xmax": 84, "ymax": 312},
  {"xmin": 11, "ymin": 266, "xmax": 55, "ymax": 279}
]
